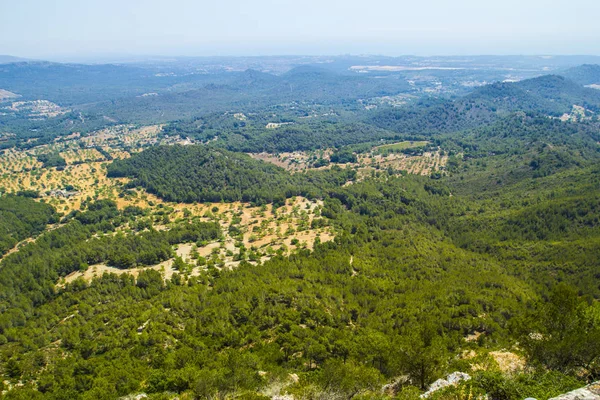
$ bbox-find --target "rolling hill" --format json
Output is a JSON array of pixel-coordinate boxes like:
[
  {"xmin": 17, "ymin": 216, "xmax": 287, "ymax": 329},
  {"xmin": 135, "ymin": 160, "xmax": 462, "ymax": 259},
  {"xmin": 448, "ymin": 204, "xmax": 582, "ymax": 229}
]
[
  {"xmin": 368, "ymin": 74, "xmax": 600, "ymax": 134},
  {"xmin": 562, "ymin": 64, "xmax": 600, "ymax": 86}
]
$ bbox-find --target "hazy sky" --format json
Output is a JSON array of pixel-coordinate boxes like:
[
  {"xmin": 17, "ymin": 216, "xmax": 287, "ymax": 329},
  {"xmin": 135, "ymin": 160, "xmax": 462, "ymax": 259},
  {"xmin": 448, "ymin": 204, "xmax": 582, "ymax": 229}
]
[{"xmin": 1, "ymin": 0, "xmax": 599, "ymax": 60}]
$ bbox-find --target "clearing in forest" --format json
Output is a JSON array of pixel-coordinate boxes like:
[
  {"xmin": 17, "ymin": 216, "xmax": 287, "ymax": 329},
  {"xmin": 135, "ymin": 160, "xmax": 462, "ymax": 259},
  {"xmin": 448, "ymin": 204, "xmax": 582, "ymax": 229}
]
[
  {"xmin": 372, "ymin": 140, "xmax": 429, "ymax": 152},
  {"xmin": 58, "ymin": 196, "xmax": 334, "ymax": 286},
  {"xmin": 249, "ymin": 141, "xmax": 446, "ymax": 178}
]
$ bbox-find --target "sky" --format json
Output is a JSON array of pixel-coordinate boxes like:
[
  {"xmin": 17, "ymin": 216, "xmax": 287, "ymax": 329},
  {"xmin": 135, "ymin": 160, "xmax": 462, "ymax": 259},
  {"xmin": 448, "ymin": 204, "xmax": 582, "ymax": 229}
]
[{"xmin": 1, "ymin": 0, "xmax": 599, "ymax": 61}]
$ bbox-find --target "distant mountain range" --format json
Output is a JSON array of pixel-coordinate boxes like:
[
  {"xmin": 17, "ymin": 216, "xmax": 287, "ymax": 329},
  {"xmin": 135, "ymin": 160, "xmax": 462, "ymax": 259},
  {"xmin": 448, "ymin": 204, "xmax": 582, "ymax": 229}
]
[
  {"xmin": 0, "ymin": 55, "xmax": 34, "ymax": 64},
  {"xmin": 2, "ymin": 55, "xmax": 600, "ymax": 137}
]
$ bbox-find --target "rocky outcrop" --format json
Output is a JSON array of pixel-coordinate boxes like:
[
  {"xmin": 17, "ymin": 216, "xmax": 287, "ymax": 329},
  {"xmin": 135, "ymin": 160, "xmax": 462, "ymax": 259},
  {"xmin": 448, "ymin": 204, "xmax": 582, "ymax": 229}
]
[
  {"xmin": 119, "ymin": 394, "xmax": 147, "ymax": 400},
  {"xmin": 549, "ymin": 382, "xmax": 600, "ymax": 400},
  {"xmin": 382, "ymin": 375, "xmax": 411, "ymax": 395},
  {"xmin": 421, "ymin": 372, "xmax": 471, "ymax": 398}
]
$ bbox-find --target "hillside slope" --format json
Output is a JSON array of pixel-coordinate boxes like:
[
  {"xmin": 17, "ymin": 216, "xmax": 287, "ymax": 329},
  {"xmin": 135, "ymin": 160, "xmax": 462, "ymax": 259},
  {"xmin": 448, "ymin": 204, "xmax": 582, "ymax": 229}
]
[{"xmin": 368, "ymin": 74, "xmax": 600, "ymax": 134}]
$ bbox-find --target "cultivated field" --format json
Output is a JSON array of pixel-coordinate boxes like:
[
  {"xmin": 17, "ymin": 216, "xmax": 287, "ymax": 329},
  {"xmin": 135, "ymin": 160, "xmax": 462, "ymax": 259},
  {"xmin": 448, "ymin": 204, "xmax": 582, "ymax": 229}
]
[
  {"xmin": 58, "ymin": 196, "xmax": 334, "ymax": 286},
  {"xmin": 0, "ymin": 125, "xmax": 335, "ymax": 285},
  {"xmin": 250, "ymin": 141, "xmax": 447, "ymax": 178},
  {"xmin": 372, "ymin": 140, "xmax": 429, "ymax": 152}
]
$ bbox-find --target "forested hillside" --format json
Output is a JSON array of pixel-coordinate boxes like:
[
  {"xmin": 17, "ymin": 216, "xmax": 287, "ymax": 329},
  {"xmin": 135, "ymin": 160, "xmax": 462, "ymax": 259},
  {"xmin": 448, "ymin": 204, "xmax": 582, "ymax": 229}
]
[
  {"xmin": 0, "ymin": 195, "xmax": 58, "ymax": 255},
  {"xmin": 368, "ymin": 74, "xmax": 600, "ymax": 134},
  {"xmin": 163, "ymin": 116, "xmax": 403, "ymax": 153},
  {"xmin": 107, "ymin": 145, "xmax": 355, "ymax": 204},
  {"xmin": 562, "ymin": 64, "xmax": 600, "ymax": 85},
  {"xmin": 1, "ymin": 60, "xmax": 600, "ymax": 400},
  {"xmin": 1, "ymin": 168, "xmax": 599, "ymax": 399}
]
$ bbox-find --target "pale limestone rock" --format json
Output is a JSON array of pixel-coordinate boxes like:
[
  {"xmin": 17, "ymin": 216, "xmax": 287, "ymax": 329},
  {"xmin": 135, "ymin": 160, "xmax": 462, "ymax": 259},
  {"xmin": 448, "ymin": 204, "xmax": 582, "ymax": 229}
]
[{"xmin": 549, "ymin": 382, "xmax": 600, "ymax": 400}]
